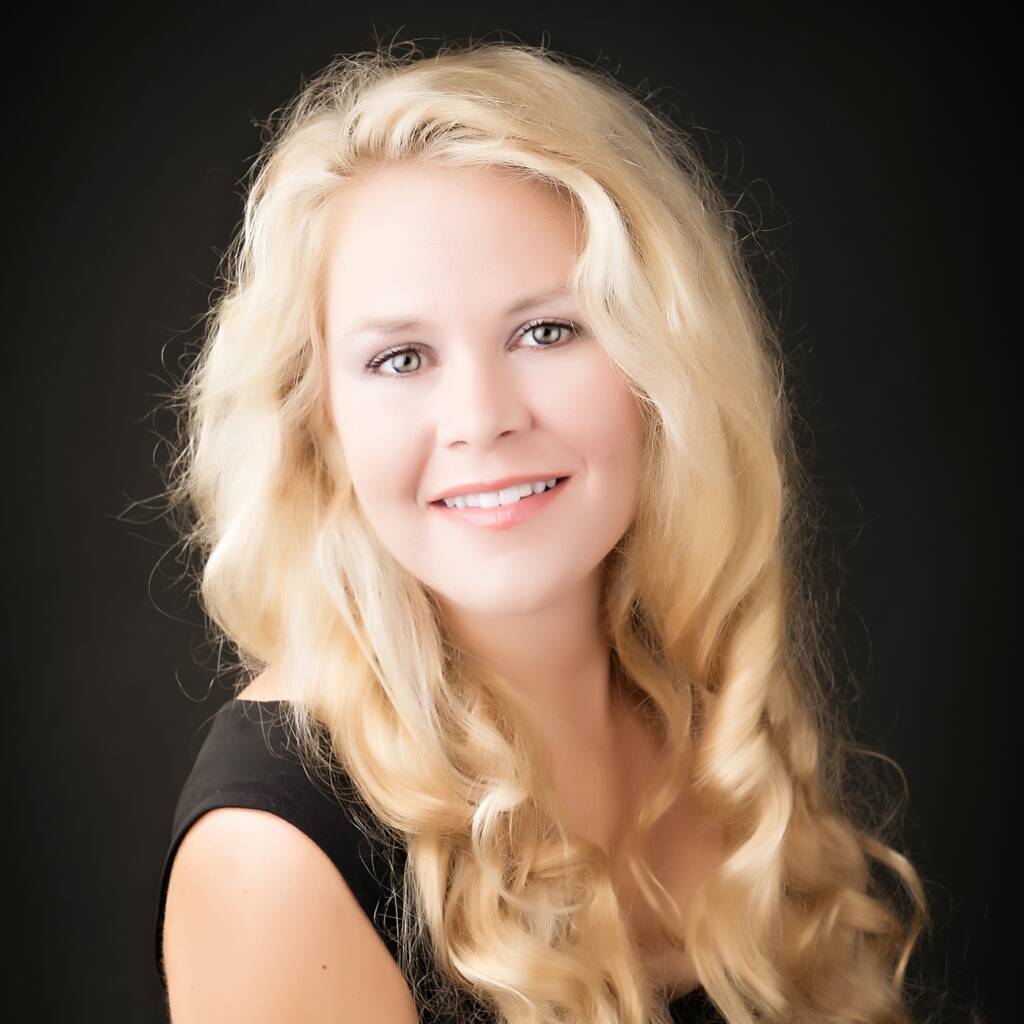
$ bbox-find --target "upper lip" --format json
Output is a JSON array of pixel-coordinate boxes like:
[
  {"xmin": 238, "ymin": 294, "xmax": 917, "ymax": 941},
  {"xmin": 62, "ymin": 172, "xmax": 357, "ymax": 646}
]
[{"xmin": 428, "ymin": 473, "xmax": 569, "ymax": 504}]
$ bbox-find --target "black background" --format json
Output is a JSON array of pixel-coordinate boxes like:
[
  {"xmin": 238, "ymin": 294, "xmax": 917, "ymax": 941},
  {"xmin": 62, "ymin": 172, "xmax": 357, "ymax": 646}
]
[{"xmin": 6, "ymin": 4, "xmax": 1005, "ymax": 1022}]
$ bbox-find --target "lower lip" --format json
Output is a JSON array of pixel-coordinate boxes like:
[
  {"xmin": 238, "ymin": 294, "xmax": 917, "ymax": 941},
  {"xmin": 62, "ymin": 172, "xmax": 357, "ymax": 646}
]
[{"xmin": 429, "ymin": 477, "xmax": 571, "ymax": 530}]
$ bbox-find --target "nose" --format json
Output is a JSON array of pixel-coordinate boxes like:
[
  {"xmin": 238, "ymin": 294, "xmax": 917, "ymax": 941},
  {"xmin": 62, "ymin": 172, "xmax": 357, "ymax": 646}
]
[{"xmin": 434, "ymin": 347, "xmax": 533, "ymax": 448}]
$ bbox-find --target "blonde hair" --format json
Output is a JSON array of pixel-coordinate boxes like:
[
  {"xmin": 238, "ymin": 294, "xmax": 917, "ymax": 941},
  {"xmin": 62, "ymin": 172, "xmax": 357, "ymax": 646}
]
[{"xmin": 162, "ymin": 37, "xmax": 933, "ymax": 1023}]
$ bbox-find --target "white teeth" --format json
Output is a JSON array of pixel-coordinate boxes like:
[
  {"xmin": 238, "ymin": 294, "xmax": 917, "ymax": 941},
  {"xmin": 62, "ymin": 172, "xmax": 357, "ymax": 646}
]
[{"xmin": 443, "ymin": 478, "xmax": 560, "ymax": 509}]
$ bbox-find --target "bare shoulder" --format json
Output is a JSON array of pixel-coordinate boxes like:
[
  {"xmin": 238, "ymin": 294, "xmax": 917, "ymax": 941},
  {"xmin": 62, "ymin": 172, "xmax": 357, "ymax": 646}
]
[{"xmin": 162, "ymin": 806, "xmax": 418, "ymax": 1023}]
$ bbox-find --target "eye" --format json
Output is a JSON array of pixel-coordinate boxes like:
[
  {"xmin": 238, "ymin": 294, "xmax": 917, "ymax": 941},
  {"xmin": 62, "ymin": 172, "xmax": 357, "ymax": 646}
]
[
  {"xmin": 363, "ymin": 318, "xmax": 583, "ymax": 377},
  {"xmin": 518, "ymin": 318, "xmax": 580, "ymax": 348},
  {"xmin": 364, "ymin": 343, "xmax": 429, "ymax": 376}
]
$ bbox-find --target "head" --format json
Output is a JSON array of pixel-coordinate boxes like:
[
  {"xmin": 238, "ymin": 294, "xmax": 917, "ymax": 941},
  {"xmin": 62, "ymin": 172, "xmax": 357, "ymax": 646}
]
[
  {"xmin": 169, "ymin": 39, "xmax": 928, "ymax": 1024},
  {"xmin": 189, "ymin": 40, "xmax": 783, "ymax": 688}
]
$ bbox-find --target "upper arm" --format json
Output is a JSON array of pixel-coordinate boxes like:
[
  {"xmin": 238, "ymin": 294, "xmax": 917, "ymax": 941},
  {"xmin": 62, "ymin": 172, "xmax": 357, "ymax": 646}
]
[{"xmin": 162, "ymin": 806, "xmax": 419, "ymax": 1024}]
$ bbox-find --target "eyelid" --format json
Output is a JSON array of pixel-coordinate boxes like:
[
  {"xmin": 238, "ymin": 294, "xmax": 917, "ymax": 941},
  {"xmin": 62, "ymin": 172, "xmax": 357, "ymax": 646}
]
[{"xmin": 363, "ymin": 317, "xmax": 583, "ymax": 376}]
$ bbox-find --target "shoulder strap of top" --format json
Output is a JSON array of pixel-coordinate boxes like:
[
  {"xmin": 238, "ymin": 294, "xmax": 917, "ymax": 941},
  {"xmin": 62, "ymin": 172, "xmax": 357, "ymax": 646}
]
[{"xmin": 154, "ymin": 698, "xmax": 406, "ymax": 992}]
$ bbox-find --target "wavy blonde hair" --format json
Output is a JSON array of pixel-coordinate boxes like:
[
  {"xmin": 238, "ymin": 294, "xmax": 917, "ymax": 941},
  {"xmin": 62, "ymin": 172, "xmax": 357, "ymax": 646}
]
[{"xmin": 162, "ymin": 37, "xmax": 933, "ymax": 1024}]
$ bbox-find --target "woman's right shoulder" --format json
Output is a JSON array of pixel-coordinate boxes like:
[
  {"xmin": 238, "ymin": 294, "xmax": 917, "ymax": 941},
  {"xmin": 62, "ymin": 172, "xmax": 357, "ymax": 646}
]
[
  {"xmin": 162, "ymin": 804, "xmax": 420, "ymax": 1023},
  {"xmin": 159, "ymin": 666, "xmax": 420, "ymax": 1021}
]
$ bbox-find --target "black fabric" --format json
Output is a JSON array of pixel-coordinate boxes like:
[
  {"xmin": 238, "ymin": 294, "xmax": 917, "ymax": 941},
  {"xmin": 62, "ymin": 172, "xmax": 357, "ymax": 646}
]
[{"xmin": 155, "ymin": 698, "xmax": 721, "ymax": 1023}]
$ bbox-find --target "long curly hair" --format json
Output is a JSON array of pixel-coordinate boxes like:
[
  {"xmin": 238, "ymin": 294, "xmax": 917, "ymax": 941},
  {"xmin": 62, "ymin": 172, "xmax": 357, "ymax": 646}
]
[{"xmin": 161, "ymin": 37, "xmax": 932, "ymax": 1023}]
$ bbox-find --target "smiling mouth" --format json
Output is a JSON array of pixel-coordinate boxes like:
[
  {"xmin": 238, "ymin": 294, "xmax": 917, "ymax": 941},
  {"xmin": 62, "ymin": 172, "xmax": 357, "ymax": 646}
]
[{"xmin": 430, "ymin": 476, "xmax": 570, "ymax": 508}]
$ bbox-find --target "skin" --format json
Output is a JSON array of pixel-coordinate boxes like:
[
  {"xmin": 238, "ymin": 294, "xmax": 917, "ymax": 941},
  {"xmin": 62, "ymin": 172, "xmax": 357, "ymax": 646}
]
[{"xmin": 322, "ymin": 160, "xmax": 647, "ymax": 771}]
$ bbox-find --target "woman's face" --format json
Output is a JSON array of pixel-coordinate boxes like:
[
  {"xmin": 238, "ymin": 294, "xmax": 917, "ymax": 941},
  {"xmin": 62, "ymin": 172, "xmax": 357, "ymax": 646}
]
[{"xmin": 323, "ymin": 161, "xmax": 644, "ymax": 618}]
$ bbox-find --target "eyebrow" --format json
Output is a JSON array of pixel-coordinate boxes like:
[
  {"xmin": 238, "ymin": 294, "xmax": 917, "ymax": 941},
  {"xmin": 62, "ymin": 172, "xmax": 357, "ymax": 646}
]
[{"xmin": 338, "ymin": 287, "xmax": 573, "ymax": 341}]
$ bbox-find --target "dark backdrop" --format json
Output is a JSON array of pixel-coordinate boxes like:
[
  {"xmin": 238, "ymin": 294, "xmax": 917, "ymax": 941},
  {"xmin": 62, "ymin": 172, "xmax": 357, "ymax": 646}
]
[{"xmin": 6, "ymin": 4, "xmax": 1005, "ymax": 1022}]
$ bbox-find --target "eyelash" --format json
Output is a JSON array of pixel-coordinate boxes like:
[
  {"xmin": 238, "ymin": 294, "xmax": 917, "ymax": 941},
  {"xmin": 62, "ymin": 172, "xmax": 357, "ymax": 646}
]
[{"xmin": 364, "ymin": 318, "xmax": 583, "ymax": 376}]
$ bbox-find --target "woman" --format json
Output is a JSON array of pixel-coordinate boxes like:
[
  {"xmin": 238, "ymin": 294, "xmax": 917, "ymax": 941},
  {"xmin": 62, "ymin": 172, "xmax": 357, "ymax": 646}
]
[{"xmin": 154, "ymin": 39, "xmax": 928, "ymax": 1023}]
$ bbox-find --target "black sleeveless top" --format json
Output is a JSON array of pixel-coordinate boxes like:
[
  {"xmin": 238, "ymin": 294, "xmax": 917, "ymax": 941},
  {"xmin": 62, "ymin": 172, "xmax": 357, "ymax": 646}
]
[{"xmin": 155, "ymin": 699, "xmax": 722, "ymax": 1023}]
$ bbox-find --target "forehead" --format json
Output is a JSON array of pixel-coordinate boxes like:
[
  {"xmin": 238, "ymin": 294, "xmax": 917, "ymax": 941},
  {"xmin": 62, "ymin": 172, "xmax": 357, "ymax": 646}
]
[{"xmin": 323, "ymin": 163, "xmax": 580, "ymax": 329}]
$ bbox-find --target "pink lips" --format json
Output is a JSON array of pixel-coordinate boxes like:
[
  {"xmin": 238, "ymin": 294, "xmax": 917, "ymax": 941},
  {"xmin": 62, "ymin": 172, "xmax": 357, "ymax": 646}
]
[{"xmin": 429, "ymin": 477, "xmax": 570, "ymax": 530}]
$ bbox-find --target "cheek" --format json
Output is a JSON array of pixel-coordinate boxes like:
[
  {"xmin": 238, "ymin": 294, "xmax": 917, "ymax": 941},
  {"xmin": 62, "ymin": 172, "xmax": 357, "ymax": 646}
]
[
  {"xmin": 329, "ymin": 380, "xmax": 416, "ymax": 503},
  {"xmin": 561, "ymin": 361, "xmax": 644, "ymax": 465}
]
